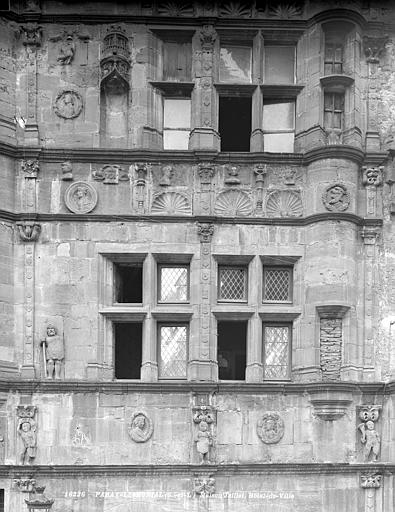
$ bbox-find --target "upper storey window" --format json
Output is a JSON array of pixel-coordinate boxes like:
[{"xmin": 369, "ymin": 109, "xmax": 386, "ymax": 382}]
[
  {"xmin": 322, "ymin": 21, "xmax": 354, "ymax": 76},
  {"xmin": 163, "ymin": 40, "xmax": 192, "ymax": 82},
  {"xmin": 264, "ymin": 46, "xmax": 295, "ymax": 83},
  {"xmin": 324, "ymin": 40, "xmax": 343, "ymax": 75},
  {"xmin": 163, "ymin": 98, "xmax": 191, "ymax": 150},
  {"xmin": 219, "ymin": 45, "xmax": 252, "ymax": 83}
]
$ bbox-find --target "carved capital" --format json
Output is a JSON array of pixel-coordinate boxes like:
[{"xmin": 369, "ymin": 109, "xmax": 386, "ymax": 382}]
[
  {"xmin": 17, "ymin": 222, "xmax": 41, "ymax": 242},
  {"xmin": 358, "ymin": 405, "xmax": 381, "ymax": 423},
  {"xmin": 21, "ymin": 159, "xmax": 39, "ymax": 178},
  {"xmin": 363, "ymin": 35, "xmax": 388, "ymax": 64},
  {"xmin": 197, "ymin": 223, "xmax": 214, "ymax": 243},
  {"xmin": 360, "ymin": 473, "xmax": 382, "ymax": 489},
  {"xmin": 17, "ymin": 405, "xmax": 36, "ymax": 418},
  {"xmin": 361, "ymin": 226, "xmax": 381, "ymax": 245},
  {"xmin": 199, "ymin": 25, "xmax": 217, "ymax": 50},
  {"xmin": 362, "ymin": 166, "xmax": 383, "ymax": 187},
  {"xmin": 193, "ymin": 475, "xmax": 215, "ymax": 497},
  {"xmin": 14, "ymin": 478, "xmax": 36, "ymax": 493},
  {"xmin": 198, "ymin": 162, "xmax": 215, "ymax": 183},
  {"xmin": 134, "ymin": 162, "xmax": 148, "ymax": 185},
  {"xmin": 254, "ymin": 164, "xmax": 267, "ymax": 183},
  {"xmin": 20, "ymin": 24, "xmax": 42, "ymax": 47}
]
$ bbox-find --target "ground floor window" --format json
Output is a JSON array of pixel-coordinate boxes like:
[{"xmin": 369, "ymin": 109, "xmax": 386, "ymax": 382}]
[
  {"xmin": 217, "ymin": 321, "xmax": 247, "ymax": 380},
  {"xmin": 114, "ymin": 322, "xmax": 142, "ymax": 379}
]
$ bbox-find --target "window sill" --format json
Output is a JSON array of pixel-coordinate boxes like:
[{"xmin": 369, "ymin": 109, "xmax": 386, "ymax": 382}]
[
  {"xmin": 260, "ymin": 84, "xmax": 304, "ymax": 98},
  {"xmin": 259, "ymin": 309, "xmax": 301, "ymax": 321},
  {"xmin": 150, "ymin": 81, "xmax": 194, "ymax": 95},
  {"xmin": 152, "ymin": 310, "xmax": 193, "ymax": 321},
  {"xmin": 320, "ymin": 74, "xmax": 354, "ymax": 91},
  {"xmin": 99, "ymin": 308, "xmax": 147, "ymax": 321},
  {"xmin": 212, "ymin": 308, "xmax": 255, "ymax": 320}
]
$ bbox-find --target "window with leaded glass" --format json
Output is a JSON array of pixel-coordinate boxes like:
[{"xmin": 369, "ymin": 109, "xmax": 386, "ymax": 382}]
[
  {"xmin": 262, "ymin": 100, "xmax": 295, "ymax": 153},
  {"xmin": 263, "ymin": 267, "xmax": 292, "ymax": 303},
  {"xmin": 158, "ymin": 324, "xmax": 188, "ymax": 379},
  {"xmin": 324, "ymin": 42, "xmax": 343, "ymax": 75},
  {"xmin": 264, "ymin": 46, "xmax": 295, "ymax": 83},
  {"xmin": 218, "ymin": 266, "xmax": 248, "ymax": 302},
  {"xmin": 324, "ymin": 92, "xmax": 344, "ymax": 130},
  {"xmin": 158, "ymin": 265, "xmax": 189, "ymax": 303},
  {"xmin": 263, "ymin": 324, "xmax": 291, "ymax": 380}
]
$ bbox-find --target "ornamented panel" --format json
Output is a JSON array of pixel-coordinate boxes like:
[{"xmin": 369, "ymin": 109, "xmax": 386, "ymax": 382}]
[
  {"xmin": 257, "ymin": 412, "xmax": 284, "ymax": 444},
  {"xmin": 127, "ymin": 412, "xmax": 153, "ymax": 443},
  {"xmin": 64, "ymin": 182, "xmax": 98, "ymax": 214},
  {"xmin": 151, "ymin": 192, "xmax": 191, "ymax": 215},
  {"xmin": 320, "ymin": 318, "xmax": 342, "ymax": 381},
  {"xmin": 214, "ymin": 190, "xmax": 252, "ymax": 216},
  {"xmin": 265, "ymin": 190, "xmax": 303, "ymax": 217},
  {"xmin": 322, "ymin": 184, "xmax": 350, "ymax": 212},
  {"xmin": 53, "ymin": 90, "xmax": 83, "ymax": 119}
]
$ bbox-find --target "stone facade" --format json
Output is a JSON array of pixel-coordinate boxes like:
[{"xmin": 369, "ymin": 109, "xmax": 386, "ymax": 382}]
[{"xmin": 0, "ymin": 1, "xmax": 395, "ymax": 511}]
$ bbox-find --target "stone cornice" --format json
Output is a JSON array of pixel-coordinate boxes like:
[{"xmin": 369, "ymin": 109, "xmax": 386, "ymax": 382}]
[
  {"xmin": 0, "ymin": 210, "xmax": 384, "ymax": 228},
  {"xmin": 1, "ymin": 463, "xmax": 394, "ymax": 478},
  {"xmin": 0, "ymin": 379, "xmax": 392, "ymax": 395},
  {"xmin": 303, "ymin": 145, "xmax": 365, "ymax": 165}
]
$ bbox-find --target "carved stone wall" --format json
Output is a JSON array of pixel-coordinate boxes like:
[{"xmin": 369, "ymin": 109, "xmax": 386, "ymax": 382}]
[{"xmin": 320, "ymin": 318, "xmax": 342, "ymax": 381}]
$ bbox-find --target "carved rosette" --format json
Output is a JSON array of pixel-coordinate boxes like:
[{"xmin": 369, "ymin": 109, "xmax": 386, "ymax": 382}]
[
  {"xmin": 127, "ymin": 411, "xmax": 153, "ymax": 443},
  {"xmin": 322, "ymin": 184, "xmax": 350, "ymax": 212},
  {"xmin": 64, "ymin": 182, "xmax": 98, "ymax": 214},
  {"xmin": 257, "ymin": 412, "xmax": 284, "ymax": 444}
]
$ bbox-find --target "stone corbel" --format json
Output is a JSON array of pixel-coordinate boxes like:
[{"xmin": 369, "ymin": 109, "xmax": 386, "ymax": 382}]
[
  {"xmin": 360, "ymin": 472, "xmax": 382, "ymax": 512},
  {"xmin": 360, "ymin": 226, "xmax": 380, "ymax": 245},
  {"xmin": 197, "ymin": 222, "xmax": 214, "ymax": 243},
  {"xmin": 309, "ymin": 391, "xmax": 353, "ymax": 421},
  {"xmin": 363, "ymin": 35, "xmax": 388, "ymax": 64},
  {"xmin": 13, "ymin": 477, "xmax": 36, "ymax": 493}
]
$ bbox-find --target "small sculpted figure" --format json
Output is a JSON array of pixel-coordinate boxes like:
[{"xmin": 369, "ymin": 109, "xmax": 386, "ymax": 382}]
[
  {"xmin": 359, "ymin": 420, "xmax": 380, "ymax": 462},
  {"xmin": 41, "ymin": 326, "xmax": 64, "ymax": 379},
  {"xmin": 127, "ymin": 412, "xmax": 153, "ymax": 443},
  {"xmin": 195, "ymin": 420, "xmax": 212, "ymax": 464},
  {"xmin": 57, "ymin": 36, "xmax": 75, "ymax": 65},
  {"xmin": 61, "ymin": 161, "xmax": 73, "ymax": 181},
  {"xmin": 18, "ymin": 419, "xmax": 37, "ymax": 465}
]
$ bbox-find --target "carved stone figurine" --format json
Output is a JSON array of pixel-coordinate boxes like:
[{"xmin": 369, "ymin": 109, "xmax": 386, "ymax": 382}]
[
  {"xmin": 18, "ymin": 418, "xmax": 37, "ymax": 465},
  {"xmin": 61, "ymin": 161, "xmax": 73, "ymax": 181},
  {"xmin": 57, "ymin": 35, "xmax": 75, "ymax": 65},
  {"xmin": 358, "ymin": 420, "xmax": 380, "ymax": 462},
  {"xmin": 40, "ymin": 326, "xmax": 64, "ymax": 379},
  {"xmin": 195, "ymin": 420, "xmax": 212, "ymax": 464}
]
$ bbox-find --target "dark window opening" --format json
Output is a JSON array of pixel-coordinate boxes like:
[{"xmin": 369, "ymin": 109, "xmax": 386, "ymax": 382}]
[
  {"xmin": 0, "ymin": 489, "xmax": 4, "ymax": 512},
  {"xmin": 217, "ymin": 321, "xmax": 247, "ymax": 380},
  {"xmin": 219, "ymin": 97, "xmax": 251, "ymax": 151},
  {"xmin": 114, "ymin": 264, "xmax": 143, "ymax": 303},
  {"xmin": 114, "ymin": 322, "xmax": 142, "ymax": 379}
]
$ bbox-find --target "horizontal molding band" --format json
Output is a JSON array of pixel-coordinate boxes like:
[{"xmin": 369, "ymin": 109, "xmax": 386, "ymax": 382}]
[
  {"xmin": 0, "ymin": 142, "xmax": 387, "ymax": 166},
  {"xmin": 0, "ymin": 210, "xmax": 384, "ymax": 227},
  {"xmin": 0, "ymin": 379, "xmax": 393, "ymax": 394},
  {"xmin": 0, "ymin": 463, "xmax": 393, "ymax": 478}
]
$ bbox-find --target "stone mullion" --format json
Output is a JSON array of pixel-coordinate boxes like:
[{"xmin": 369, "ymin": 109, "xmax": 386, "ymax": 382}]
[
  {"xmin": 141, "ymin": 254, "xmax": 158, "ymax": 381},
  {"xmin": 246, "ymin": 256, "xmax": 262, "ymax": 382}
]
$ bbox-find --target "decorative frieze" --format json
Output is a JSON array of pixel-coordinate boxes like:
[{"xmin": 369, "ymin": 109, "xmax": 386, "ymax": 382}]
[
  {"xmin": 92, "ymin": 164, "xmax": 129, "ymax": 184},
  {"xmin": 127, "ymin": 411, "xmax": 153, "ymax": 443},
  {"xmin": 257, "ymin": 412, "xmax": 284, "ymax": 444},
  {"xmin": 17, "ymin": 406, "xmax": 37, "ymax": 465}
]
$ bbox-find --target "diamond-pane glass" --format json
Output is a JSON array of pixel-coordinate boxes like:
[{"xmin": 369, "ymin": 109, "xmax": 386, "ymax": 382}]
[
  {"xmin": 160, "ymin": 267, "xmax": 188, "ymax": 302},
  {"xmin": 159, "ymin": 325, "xmax": 187, "ymax": 379},
  {"xmin": 264, "ymin": 325, "xmax": 290, "ymax": 380},
  {"xmin": 218, "ymin": 267, "xmax": 247, "ymax": 301},
  {"xmin": 263, "ymin": 268, "xmax": 291, "ymax": 302}
]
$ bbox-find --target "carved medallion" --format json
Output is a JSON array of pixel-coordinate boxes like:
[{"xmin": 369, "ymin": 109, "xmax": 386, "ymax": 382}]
[
  {"xmin": 54, "ymin": 90, "xmax": 83, "ymax": 119},
  {"xmin": 265, "ymin": 190, "xmax": 303, "ymax": 217},
  {"xmin": 128, "ymin": 412, "xmax": 153, "ymax": 443},
  {"xmin": 322, "ymin": 184, "xmax": 350, "ymax": 212},
  {"xmin": 64, "ymin": 182, "xmax": 98, "ymax": 214},
  {"xmin": 257, "ymin": 412, "xmax": 284, "ymax": 444},
  {"xmin": 214, "ymin": 190, "xmax": 252, "ymax": 216}
]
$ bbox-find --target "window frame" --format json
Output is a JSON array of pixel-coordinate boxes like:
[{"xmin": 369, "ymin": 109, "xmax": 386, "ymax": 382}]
[
  {"xmin": 264, "ymin": 44, "xmax": 296, "ymax": 84},
  {"xmin": 113, "ymin": 261, "xmax": 144, "ymax": 305},
  {"xmin": 262, "ymin": 265, "xmax": 293, "ymax": 304},
  {"xmin": 113, "ymin": 320, "xmax": 143, "ymax": 380},
  {"xmin": 157, "ymin": 322, "xmax": 189, "ymax": 380},
  {"xmin": 262, "ymin": 322, "xmax": 292, "ymax": 381},
  {"xmin": 163, "ymin": 96, "xmax": 192, "ymax": 150},
  {"xmin": 158, "ymin": 263, "xmax": 190, "ymax": 304},
  {"xmin": 217, "ymin": 265, "xmax": 248, "ymax": 303}
]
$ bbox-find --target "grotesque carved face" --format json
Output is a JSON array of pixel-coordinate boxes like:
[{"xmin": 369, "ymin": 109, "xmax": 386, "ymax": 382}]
[
  {"xmin": 47, "ymin": 326, "xmax": 57, "ymax": 336},
  {"xmin": 366, "ymin": 420, "xmax": 375, "ymax": 431},
  {"xmin": 21, "ymin": 421, "xmax": 31, "ymax": 432}
]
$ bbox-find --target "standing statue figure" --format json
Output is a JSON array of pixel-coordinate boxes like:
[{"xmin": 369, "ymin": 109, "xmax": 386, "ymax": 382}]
[
  {"xmin": 358, "ymin": 420, "xmax": 380, "ymax": 462},
  {"xmin": 195, "ymin": 420, "xmax": 212, "ymax": 464},
  {"xmin": 18, "ymin": 418, "xmax": 37, "ymax": 465},
  {"xmin": 41, "ymin": 326, "xmax": 64, "ymax": 379}
]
